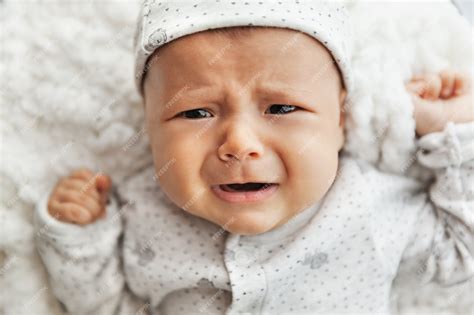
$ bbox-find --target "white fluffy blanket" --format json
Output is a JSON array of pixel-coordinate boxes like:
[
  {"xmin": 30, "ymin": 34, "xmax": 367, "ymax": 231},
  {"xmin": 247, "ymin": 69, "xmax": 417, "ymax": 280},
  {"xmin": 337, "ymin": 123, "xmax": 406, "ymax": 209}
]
[{"xmin": 0, "ymin": 0, "xmax": 472, "ymax": 314}]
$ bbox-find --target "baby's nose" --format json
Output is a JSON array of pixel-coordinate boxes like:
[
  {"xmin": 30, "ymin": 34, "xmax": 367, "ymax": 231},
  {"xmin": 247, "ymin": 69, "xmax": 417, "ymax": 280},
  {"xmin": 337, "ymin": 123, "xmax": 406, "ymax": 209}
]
[{"xmin": 217, "ymin": 121, "xmax": 264, "ymax": 162}]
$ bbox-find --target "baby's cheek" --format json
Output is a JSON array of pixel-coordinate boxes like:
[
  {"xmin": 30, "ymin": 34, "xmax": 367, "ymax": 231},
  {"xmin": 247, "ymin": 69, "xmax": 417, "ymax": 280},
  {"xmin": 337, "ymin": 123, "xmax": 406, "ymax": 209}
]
[
  {"xmin": 291, "ymin": 139, "xmax": 339, "ymax": 202},
  {"xmin": 150, "ymin": 142, "xmax": 184, "ymax": 201},
  {"xmin": 155, "ymin": 143, "xmax": 207, "ymax": 206}
]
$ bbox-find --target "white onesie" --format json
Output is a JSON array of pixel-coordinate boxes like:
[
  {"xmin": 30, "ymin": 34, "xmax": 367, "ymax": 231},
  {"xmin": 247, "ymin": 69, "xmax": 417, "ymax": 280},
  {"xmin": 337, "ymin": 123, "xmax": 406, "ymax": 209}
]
[{"xmin": 34, "ymin": 122, "xmax": 474, "ymax": 315}]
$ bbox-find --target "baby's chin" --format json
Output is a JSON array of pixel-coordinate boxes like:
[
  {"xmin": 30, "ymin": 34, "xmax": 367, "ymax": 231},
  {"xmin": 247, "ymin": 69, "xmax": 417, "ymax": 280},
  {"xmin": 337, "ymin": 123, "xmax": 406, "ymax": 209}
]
[
  {"xmin": 223, "ymin": 220, "xmax": 274, "ymax": 236},
  {"xmin": 211, "ymin": 207, "xmax": 290, "ymax": 236}
]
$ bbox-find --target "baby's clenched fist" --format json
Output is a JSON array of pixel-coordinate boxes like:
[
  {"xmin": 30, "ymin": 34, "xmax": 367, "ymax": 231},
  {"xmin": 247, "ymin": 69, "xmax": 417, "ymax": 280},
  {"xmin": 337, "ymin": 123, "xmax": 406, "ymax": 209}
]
[
  {"xmin": 405, "ymin": 69, "xmax": 473, "ymax": 136},
  {"xmin": 47, "ymin": 168, "xmax": 112, "ymax": 225}
]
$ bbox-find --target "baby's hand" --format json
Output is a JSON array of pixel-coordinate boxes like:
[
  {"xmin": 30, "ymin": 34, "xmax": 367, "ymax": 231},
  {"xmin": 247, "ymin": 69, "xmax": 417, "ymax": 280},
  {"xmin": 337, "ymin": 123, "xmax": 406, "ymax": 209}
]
[
  {"xmin": 47, "ymin": 168, "xmax": 112, "ymax": 225},
  {"xmin": 405, "ymin": 69, "xmax": 473, "ymax": 136}
]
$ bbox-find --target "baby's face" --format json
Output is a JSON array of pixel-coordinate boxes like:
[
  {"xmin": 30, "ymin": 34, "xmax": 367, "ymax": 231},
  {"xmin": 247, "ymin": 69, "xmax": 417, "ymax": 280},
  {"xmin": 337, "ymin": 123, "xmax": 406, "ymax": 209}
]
[{"xmin": 143, "ymin": 27, "xmax": 346, "ymax": 235}]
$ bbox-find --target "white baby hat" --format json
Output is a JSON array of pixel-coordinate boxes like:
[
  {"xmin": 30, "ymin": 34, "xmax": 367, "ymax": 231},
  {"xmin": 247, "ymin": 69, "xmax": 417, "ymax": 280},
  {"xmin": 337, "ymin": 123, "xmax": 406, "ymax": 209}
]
[{"xmin": 132, "ymin": 0, "xmax": 354, "ymax": 102}]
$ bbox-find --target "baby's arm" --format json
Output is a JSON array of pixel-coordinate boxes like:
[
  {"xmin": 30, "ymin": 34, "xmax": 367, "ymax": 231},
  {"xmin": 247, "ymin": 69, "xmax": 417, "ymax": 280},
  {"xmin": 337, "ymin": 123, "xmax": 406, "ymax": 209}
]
[
  {"xmin": 34, "ymin": 169, "xmax": 132, "ymax": 314},
  {"xmin": 402, "ymin": 122, "xmax": 473, "ymax": 285},
  {"xmin": 399, "ymin": 72, "xmax": 474, "ymax": 285}
]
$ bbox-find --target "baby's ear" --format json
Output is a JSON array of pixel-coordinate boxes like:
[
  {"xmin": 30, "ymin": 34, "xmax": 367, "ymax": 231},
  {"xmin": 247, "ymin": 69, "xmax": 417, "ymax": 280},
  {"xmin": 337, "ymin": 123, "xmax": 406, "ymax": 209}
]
[
  {"xmin": 338, "ymin": 88, "xmax": 347, "ymax": 127},
  {"xmin": 336, "ymin": 88, "xmax": 347, "ymax": 150}
]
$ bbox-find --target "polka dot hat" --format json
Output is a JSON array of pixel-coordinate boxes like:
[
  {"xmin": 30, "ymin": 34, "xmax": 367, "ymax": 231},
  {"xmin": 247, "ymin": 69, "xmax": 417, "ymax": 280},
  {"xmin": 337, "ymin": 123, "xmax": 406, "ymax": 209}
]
[{"xmin": 133, "ymin": 0, "xmax": 353, "ymax": 99}]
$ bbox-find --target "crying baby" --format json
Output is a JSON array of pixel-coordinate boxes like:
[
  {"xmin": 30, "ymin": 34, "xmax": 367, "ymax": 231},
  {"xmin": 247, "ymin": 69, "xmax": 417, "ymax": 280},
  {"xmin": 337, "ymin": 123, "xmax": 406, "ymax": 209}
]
[{"xmin": 35, "ymin": 1, "xmax": 473, "ymax": 314}]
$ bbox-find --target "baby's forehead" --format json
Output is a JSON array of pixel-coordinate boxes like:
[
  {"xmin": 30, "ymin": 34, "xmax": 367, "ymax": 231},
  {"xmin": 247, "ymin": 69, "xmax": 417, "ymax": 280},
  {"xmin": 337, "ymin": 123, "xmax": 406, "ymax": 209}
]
[
  {"xmin": 153, "ymin": 27, "xmax": 329, "ymax": 64},
  {"xmin": 150, "ymin": 34, "xmax": 338, "ymax": 86}
]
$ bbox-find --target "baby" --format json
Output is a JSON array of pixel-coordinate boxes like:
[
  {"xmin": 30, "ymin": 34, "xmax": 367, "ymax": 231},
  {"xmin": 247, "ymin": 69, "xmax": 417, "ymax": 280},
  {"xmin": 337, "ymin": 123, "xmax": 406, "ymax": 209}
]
[{"xmin": 34, "ymin": 1, "xmax": 473, "ymax": 314}]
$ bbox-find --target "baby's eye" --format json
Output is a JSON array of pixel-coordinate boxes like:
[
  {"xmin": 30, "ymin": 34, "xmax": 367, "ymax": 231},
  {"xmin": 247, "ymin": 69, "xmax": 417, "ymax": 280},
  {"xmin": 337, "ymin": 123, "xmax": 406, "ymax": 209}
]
[
  {"xmin": 178, "ymin": 108, "xmax": 212, "ymax": 119},
  {"xmin": 265, "ymin": 104, "xmax": 301, "ymax": 115}
]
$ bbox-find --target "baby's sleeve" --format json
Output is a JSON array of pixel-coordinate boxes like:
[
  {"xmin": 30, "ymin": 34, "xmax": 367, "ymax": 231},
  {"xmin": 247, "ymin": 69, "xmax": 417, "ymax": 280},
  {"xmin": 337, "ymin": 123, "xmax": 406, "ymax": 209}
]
[
  {"xmin": 399, "ymin": 121, "xmax": 474, "ymax": 286},
  {"xmin": 34, "ymin": 182, "xmax": 134, "ymax": 315}
]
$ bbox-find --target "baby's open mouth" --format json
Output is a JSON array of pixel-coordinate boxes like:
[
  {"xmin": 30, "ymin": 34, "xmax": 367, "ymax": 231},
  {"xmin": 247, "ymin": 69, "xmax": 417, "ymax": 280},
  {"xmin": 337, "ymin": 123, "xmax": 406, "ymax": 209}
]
[
  {"xmin": 212, "ymin": 182, "xmax": 279, "ymax": 203},
  {"xmin": 219, "ymin": 183, "xmax": 277, "ymax": 192}
]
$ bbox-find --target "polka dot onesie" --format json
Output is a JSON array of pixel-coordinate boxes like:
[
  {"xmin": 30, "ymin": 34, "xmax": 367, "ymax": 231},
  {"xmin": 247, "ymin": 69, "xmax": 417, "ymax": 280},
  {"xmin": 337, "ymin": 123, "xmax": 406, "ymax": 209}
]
[{"xmin": 34, "ymin": 121, "xmax": 474, "ymax": 314}]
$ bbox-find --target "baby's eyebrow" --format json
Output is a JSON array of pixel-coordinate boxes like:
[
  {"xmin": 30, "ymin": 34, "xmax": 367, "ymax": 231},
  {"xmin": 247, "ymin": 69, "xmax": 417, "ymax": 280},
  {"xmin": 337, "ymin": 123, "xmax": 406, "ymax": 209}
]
[
  {"xmin": 176, "ymin": 86, "xmax": 223, "ymax": 102},
  {"xmin": 179, "ymin": 83, "xmax": 313, "ymax": 100},
  {"xmin": 256, "ymin": 84, "xmax": 314, "ymax": 98}
]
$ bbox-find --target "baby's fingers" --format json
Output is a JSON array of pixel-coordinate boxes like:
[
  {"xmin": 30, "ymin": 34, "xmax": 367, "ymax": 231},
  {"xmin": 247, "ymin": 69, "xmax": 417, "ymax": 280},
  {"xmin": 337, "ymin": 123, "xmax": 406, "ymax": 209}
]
[
  {"xmin": 95, "ymin": 174, "xmax": 112, "ymax": 193},
  {"xmin": 405, "ymin": 80, "xmax": 426, "ymax": 96},
  {"xmin": 61, "ymin": 178, "xmax": 101, "ymax": 201},
  {"xmin": 95, "ymin": 174, "xmax": 112, "ymax": 206},
  {"xmin": 453, "ymin": 73, "xmax": 469, "ymax": 96},
  {"xmin": 440, "ymin": 70, "xmax": 455, "ymax": 99},
  {"xmin": 422, "ymin": 74, "xmax": 442, "ymax": 100},
  {"xmin": 49, "ymin": 200, "xmax": 91, "ymax": 225},
  {"xmin": 56, "ymin": 188, "xmax": 103, "ymax": 221},
  {"xmin": 406, "ymin": 74, "xmax": 442, "ymax": 100}
]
